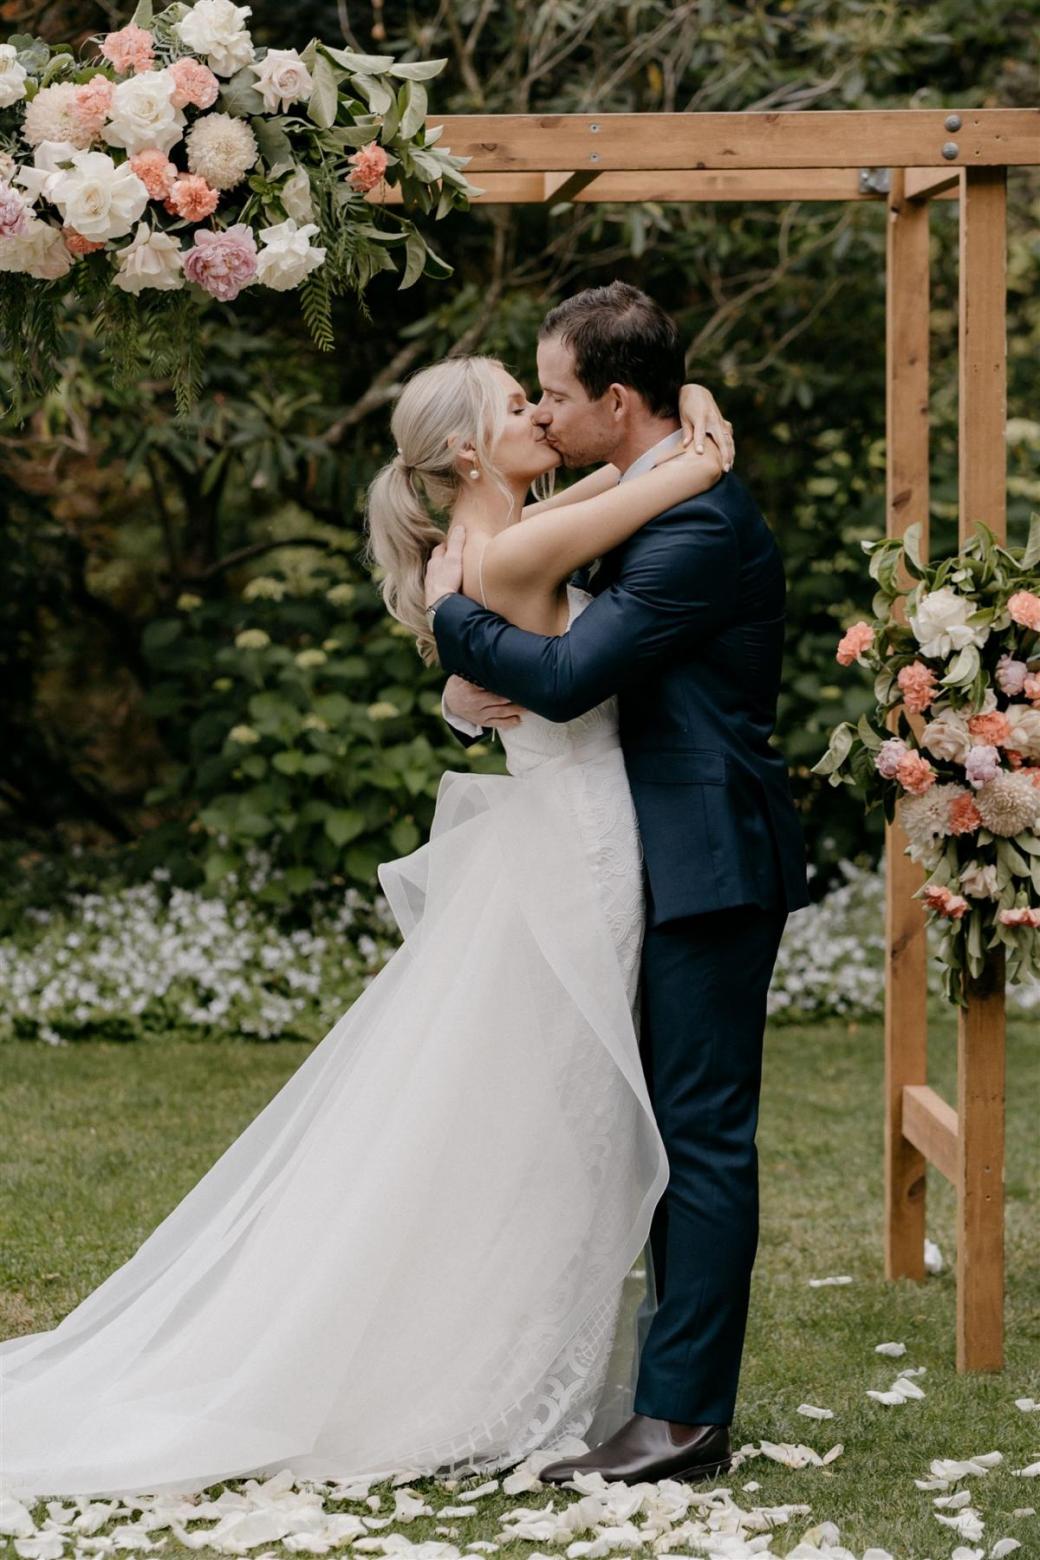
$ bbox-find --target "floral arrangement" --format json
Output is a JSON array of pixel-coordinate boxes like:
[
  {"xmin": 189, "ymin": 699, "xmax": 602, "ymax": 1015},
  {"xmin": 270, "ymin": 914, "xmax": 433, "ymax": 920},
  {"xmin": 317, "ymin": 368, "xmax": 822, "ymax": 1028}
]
[
  {"xmin": 0, "ymin": 0, "xmax": 478, "ymax": 409},
  {"xmin": 815, "ymin": 516, "xmax": 1040, "ymax": 1004}
]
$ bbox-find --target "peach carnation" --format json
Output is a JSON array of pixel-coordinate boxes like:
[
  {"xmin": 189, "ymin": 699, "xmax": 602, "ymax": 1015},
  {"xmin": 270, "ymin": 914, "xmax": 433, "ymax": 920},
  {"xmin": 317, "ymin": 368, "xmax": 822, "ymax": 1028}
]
[
  {"xmin": 999, "ymin": 906, "xmax": 1040, "ymax": 928},
  {"xmin": 968, "ymin": 710, "xmax": 1011, "ymax": 746},
  {"xmin": 129, "ymin": 148, "xmax": 177, "ymax": 199},
  {"xmin": 897, "ymin": 661, "xmax": 938, "ymax": 715},
  {"xmin": 948, "ymin": 792, "xmax": 983, "ymax": 835},
  {"xmin": 923, "ymin": 884, "xmax": 970, "ymax": 920},
  {"xmin": 73, "ymin": 75, "xmax": 115, "ymax": 137},
  {"xmin": 836, "ymin": 620, "xmax": 874, "ymax": 667},
  {"xmin": 167, "ymin": 172, "xmax": 219, "ymax": 221},
  {"xmin": 100, "ymin": 23, "xmax": 155, "ymax": 75},
  {"xmin": 347, "ymin": 142, "xmax": 389, "ymax": 194},
  {"xmin": 169, "ymin": 58, "xmax": 220, "ymax": 110},
  {"xmin": 62, "ymin": 226, "xmax": 106, "ymax": 255},
  {"xmin": 896, "ymin": 751, "xmax": 936, "ymax": 795},
  {"xmin": 1008, "ymin": 590, "xmax": 1040, "ymax": 633}
]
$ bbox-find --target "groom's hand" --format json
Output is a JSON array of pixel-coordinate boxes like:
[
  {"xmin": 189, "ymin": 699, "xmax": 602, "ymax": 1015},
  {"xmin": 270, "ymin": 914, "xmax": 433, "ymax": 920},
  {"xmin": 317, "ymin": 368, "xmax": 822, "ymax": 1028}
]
[
  {"xmin": 444, "ymin": 675, "xmax": 527, "ymax": 729},
  {"xmin": 425, "ymin": 524, "xmax": 466, "ymax": 607}
]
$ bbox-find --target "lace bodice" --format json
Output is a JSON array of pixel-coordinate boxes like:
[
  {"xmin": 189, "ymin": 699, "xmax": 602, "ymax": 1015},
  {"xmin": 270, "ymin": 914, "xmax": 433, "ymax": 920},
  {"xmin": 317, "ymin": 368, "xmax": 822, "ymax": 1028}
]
[{"xmin": 499, "ymin": 586, "xmax": 621, "ymax": 778}]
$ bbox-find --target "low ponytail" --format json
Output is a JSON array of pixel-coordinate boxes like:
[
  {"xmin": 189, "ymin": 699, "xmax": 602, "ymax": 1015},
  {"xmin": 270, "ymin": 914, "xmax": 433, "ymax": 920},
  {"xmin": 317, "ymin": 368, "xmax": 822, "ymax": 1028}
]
[{"xmin": 364, "ymin": 355, "xmax": 510, "ymax": 665}]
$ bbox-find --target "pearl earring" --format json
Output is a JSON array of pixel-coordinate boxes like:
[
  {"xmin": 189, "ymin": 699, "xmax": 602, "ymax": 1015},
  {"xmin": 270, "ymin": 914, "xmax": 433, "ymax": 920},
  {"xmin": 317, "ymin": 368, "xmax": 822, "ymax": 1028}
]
[{"xmin": 469, "ymin": 467, "xmax": 480, "ymax": 481}]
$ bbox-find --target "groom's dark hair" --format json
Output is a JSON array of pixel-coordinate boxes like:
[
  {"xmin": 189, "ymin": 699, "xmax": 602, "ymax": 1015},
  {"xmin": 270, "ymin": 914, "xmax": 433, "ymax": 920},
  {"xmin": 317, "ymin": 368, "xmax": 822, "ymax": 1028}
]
[{"xmin": 539, "ymin": 281, "xmax": 684, "ymax": 419}]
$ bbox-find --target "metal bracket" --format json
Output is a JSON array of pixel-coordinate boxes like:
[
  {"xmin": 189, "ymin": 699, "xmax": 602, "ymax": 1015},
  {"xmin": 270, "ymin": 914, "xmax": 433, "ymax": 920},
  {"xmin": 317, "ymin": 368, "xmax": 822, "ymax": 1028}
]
[{"xmin": 859, "ymin": 167, "xmax": 892, "ymax": 195}]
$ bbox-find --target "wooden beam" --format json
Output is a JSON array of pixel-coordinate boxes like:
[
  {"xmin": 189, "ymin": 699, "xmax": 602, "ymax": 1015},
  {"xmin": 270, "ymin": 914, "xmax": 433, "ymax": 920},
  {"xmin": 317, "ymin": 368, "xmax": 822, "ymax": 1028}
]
[
  {"xmin": 959, "ymin": 168, "xmax": 1008, "ymax": 534},
  {"xmin": 884, "ymin": 167, "xmax": 932, "ymax": 1283},
  {"xmin": 902, "ymin": 1085, "xmax": 959, "ymax": 1184},
  {"xmin": 542, "ymin": 170, "xmax": 600, "ymax": 201},
  {"xmin": 428, "ymin": 109, "xmax": 1040, "ymax": 173},
  {"xmin": 906, "ymin": 166, "xmax": 962, "ymax": 201}
]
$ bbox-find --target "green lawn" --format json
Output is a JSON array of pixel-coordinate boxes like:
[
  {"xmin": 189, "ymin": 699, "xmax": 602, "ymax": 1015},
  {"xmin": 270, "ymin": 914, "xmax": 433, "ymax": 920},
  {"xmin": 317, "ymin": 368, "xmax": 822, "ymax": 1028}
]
[{"xmin": 1, "ymin": 1017, "xmax": 1038, "ymax": 1559}]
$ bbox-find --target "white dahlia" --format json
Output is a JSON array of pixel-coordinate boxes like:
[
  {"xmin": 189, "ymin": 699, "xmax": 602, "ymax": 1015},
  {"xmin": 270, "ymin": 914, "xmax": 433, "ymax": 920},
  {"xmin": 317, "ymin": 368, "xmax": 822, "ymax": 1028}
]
[
  {"xmin": 185, "ymin": 112, "xmax": 258, "ymax": 191},
  {"xmin": 103, "ymin": 70, "xmax": 185, "ymax": 157},
  {"xmin": 0, "ymin": 215, "xmax": 73, "ymax": 279},
  {"xmin": 974, "ymin": 772, "xmax": 1040, "ymax": 837},
  {"xmin": 898, "ymin": 783, "xmax": 962, "ymax": 863},
  {"xmin": 22, "ymin": 83, "xmax": 94, "ymax": 150},
  {"xmin": 175, "ymin": 0, "xmax": 255, "ymax": 77},
  {"xmin": 49, "ymin": 150, "xmax": 149, "ymax": 241}
]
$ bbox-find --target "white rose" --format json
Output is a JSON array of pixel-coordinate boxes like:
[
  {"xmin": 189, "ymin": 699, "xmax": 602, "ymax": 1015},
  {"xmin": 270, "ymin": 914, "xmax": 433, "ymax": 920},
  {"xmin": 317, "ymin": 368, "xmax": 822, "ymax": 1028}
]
[
  {"xmin": 279, "ymin": 166, "xmax": 314, "ymax": 222},
  {"xmin": 49, "ymin": 150, "xmax": 149, "ymax": 241},
  {"xmin": 920, "ymin": 708, "xmax": 972, "ymax": 766},
  {"xmin": 251, "ymin": 48, "xmax": 313, "ymax": 112},
  {"xmin": 959, "ymin": 862, "xmax": 1000, "ymax": 901},
  {"xmin": 13, "ymin": 140, "xmax": 80, "ymax": 204},
  {"xmin": 1005, "ymin": 702, "xmax": 1040, "ymax": 761},
  {"xmin": 114, "ymin": 221, "xmax": 184, "ymax": 293},
  {"xmin": 102, "ymin": 70, "xmax": 185, "ymax": 157},
  {"xmin": 0, "ymin": 43, "xmax": 28, "ymax": 109},
  {"xmin": 175, "ymin": 0, "xmax": 255, "ymax": 77},
  {"xmin": 908, "ymin": 586, "xmax": 990, "ymax": 660},
  {"xmin": 0, "ymin": 215, "xmax": 73, "ymax": 279},
  {"xmin": 255, "ymin": 216, "xmax": 326, "ymax": 291}
]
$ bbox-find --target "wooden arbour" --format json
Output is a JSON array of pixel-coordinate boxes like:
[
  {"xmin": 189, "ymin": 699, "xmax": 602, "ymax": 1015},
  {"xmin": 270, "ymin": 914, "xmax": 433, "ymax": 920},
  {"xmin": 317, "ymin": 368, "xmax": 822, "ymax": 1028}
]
[{"xmin": 383, "ymin": 108, "xmax": 1040, "ymax": 1369}]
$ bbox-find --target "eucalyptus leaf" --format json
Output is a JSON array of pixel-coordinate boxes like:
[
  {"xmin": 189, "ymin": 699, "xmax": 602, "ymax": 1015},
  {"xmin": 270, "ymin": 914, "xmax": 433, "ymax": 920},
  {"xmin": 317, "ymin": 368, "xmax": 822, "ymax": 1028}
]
[
  {"xmin": 250, "ymin": 115, "xmax": 295, "ymax": 174},
  {"xmin": 399, "ymin": 230, "xmax": 427, "ymax": 290},
  {"xmin": 219, "ymin": 66, "xmax": 266, "ymax": 118},
  {"xmin": 130, "ymin": 0, "xmax": 154, "ymax": 26},
  {"xmin": 307, "ymin": 51, "xmax": 340, "ymax": 130},
  {"xmin": 399, "ymin": 80, "xmax": 428, "ymax": 140},
  {"xmin": 811, "ymin": 721, "xmax": 855, "ymax": 776},
  {"xmin": 352, "ymin": 72, "xmax": 395, "ymax": 116},
  {"xmin": 322, "ymin": 46, "xmax": 395, "ymax": 73},
  {"xmin": 389, "ymin": 59, "xmax": 447, "ymax": 80},
  {"xmin": 379, "ymin": 85, "xmax": 404, "ymax": 143},
  {"xmin": 1021, "ymin": 512, "xmax": 1040, "ymax": 571},
  {"xmin": 941, "ymin": 644, "xmax": 980, "ymax": 687}
]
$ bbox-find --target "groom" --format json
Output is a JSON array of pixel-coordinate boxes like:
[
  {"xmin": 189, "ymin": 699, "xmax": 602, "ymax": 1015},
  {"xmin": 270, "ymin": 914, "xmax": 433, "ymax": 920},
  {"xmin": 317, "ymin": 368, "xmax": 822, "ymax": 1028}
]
[{"xmin": 424, "ymin": 282, "xmax": 809, "ymax": 1484}]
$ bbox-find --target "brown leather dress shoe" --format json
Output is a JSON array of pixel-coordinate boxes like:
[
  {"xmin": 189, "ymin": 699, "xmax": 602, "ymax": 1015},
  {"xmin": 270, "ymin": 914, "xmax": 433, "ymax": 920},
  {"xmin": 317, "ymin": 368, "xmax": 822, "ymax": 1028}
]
[{"xmin": 538, "ymin": 1413, "xmax": 731, "ymax": 1486}]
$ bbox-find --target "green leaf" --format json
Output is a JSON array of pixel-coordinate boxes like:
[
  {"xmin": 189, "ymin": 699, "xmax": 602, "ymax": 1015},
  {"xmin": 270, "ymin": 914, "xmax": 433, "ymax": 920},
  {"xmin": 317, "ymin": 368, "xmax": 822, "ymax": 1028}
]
[
  {"xmin": 272, "ymin": 750, "xmax": 305, "ymax": 775},
  {"xmin": 326, "ymin": 809, "xmax": 366, "ymax": 846},
  {"xmin": 307, "ymin": 52, "xmax": 340, "ymax": 129},
  {"xmin": 204, "ymin": 851, "xmax": 238, "ymax": 885},
  {"xmin": 1021, "ymin": 512, "xmax": 1040, "ymax": 570},
  {"xmin": 856, "ymin": 714, "xmax": 883, "ymax": 752},
  {"xmin": 352, "ymin": 72, "xmax": 395, "ymax": 115},
  {"xmin": 219, "ymin": 65, "xmax": 266, "ymax": 117},
  {"xmin": 941, "ymin": 644, "xmax": 981, "ymax": 688},
  {"xmin": 811, "ymin": 722, "xmax": 855, "ymax": 777},
  {"xmin": 399, "ymin": 230, "xmax": 426, "ymax": 290},
  {"xmin": 250, "ymin": 115, "xmax": 295, "ymax": 174},
  {"xmin": 388, "ymin": 59, "xmax": 446, "ymax": 81},
  {"xmin": 130, "ymin": 0, "xmax": 153, "ymax": 26},
  {"xmin": 390, "ymin": 818, "xmax": 420, "ymax": 855},
  {"xmin": 283, "ymin": 866, "xmax": 315, "ymax": 896},
  {"xmin": 322, "ymin": 45, "xmax": 395, "ymax": 73},
  {"xmin": 398, "ymin": 80, "xmax": 428, "ymax": 140}
]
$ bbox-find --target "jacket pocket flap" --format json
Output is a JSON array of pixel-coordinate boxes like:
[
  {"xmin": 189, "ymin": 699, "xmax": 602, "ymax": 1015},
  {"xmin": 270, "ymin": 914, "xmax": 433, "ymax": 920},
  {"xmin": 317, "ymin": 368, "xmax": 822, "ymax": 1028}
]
[{"xmin": 625, "ymin": 749, "xmax": 726, "ymax": 785}]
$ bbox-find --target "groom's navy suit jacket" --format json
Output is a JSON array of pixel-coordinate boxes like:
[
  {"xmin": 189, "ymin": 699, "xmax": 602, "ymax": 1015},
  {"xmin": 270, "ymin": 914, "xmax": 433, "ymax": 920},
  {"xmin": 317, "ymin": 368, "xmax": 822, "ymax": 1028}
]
[{"xmin": 433, "ymin": 471, "xmax": 810, "ymax": 928}]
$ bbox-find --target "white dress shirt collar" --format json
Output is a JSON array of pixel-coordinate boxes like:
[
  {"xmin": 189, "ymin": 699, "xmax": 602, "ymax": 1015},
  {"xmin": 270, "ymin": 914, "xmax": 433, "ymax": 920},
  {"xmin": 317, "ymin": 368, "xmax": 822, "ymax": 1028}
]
[{"xmin": 617, "ymin": 428, "xmax": 684, "ymax": 484}]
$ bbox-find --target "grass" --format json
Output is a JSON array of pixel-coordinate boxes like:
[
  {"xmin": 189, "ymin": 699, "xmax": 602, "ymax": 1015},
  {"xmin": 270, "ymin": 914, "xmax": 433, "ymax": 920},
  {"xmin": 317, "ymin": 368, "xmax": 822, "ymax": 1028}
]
[{"xmin": 1, "ymin": 1016, "xmax": 1038, "ymax": 1559}]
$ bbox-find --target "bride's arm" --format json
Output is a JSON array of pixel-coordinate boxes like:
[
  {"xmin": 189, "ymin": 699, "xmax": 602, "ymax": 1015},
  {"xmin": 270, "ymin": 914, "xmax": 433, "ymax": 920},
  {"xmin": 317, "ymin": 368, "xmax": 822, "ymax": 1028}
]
[
  {"xmin": 486, "ymin": 441, "xmax": 725, "ymax": 593},
  {"xmin": 521, "ymin": 464, "xmax": 619, "ymax": 520}
]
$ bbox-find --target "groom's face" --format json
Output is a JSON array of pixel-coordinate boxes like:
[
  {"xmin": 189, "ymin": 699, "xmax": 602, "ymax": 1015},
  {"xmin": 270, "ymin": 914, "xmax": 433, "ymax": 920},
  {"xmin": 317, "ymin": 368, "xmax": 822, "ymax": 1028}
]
[{"xmin": 533, "ymin": 335, "xmax": 621, "ymax": 469}]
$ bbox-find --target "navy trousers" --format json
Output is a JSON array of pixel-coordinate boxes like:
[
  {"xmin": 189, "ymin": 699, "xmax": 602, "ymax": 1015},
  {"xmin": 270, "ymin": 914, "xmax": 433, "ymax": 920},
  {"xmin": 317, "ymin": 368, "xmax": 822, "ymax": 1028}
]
[{"xmin": 632, "ymin": 901, "xmax": 788, "ymax": 1426}]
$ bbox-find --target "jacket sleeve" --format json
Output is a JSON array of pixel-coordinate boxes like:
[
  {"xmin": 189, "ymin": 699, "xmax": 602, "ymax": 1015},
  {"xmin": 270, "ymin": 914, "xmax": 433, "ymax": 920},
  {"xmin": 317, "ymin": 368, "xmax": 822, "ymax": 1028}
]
[{"xmin": 432, "ymin": 502, "xmax": 739, "ymax": 724}]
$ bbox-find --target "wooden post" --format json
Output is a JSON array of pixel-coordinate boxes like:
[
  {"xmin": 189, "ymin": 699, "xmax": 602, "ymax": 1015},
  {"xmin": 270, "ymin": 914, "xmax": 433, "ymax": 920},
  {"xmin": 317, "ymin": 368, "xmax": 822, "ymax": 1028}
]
[
  {"xmin": 884, "ymin": 169, "xmax": 931, "ymax": 1281},
  {"xmin": 957, "ymin": 166, "xmax": 1008, "ymax": 1371}
]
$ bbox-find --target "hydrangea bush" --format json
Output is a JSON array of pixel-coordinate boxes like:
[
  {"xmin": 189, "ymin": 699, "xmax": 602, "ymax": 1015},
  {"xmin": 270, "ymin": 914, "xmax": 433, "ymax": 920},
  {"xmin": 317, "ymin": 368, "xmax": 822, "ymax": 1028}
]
[
  {"xmin": 0, "ymin": 0, "xmax": 477, "ymax": 409},
  {"xmin": 815, "ymin": 517, "xmax": 1040, "ymax": 1005}
]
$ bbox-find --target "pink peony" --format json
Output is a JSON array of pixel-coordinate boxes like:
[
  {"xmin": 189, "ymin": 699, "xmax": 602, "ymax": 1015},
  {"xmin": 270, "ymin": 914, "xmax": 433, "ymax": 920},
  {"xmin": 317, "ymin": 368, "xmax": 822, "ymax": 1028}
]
[
  {"xmin": 896, "ymin": 751, "xmax": 936, "ymax": 795},
  {"xmin": 99, "ymin": 23, "xmax": 155, "ymax": 75},
  {"xmin": 73, "ymin": 75, "xmax": 115, "ymax": 136},
  {"xmin": 965, "ymin": 744, "xmax": 1002, "ymax": 790},
  {"xmin": 182, "ymin": 222, "xmax": 257, "ymax": 300},
  {"xmin": 168, "ymin": 57, "xmax": 220, "ymax": 110},
  {"xmin": 948, "ymin": 792, "xmax": 983, "ymax": 835},
  {"xmin": 923, "ymin": 884, "xmax": 970, "ymax": 920},
  {"xmin": 62, "ymin": 226, "xmax": 106, "ymax": 255},
  {"xmin": 897, "ymin": 661, "xmax": 938, "ymax": 714},
  {"xmin": 876, "ymin": 738, "xmax": 910, "ymax": 780},
  {"xmin": 997, "ymin": 654, "xmax": 1029, "ymax": 696},
  {"xmin": 347, "ymin": 142, "xmax": 389, "ymax": 194},
  {"xmin": 129, "ymin": 148, "xmax": 177, "ymax": 199},
  {"xmin": 1008, "ymin": 590, "xmax": 1040, "ymax": 633},
  {"xmin": 969, "ymin": 710, "xmax": 1011, "ymax": 746},
  {"xmin": 999, "ymin": 906, "xmax": 1040, "ymax": 928},
  {"xmin": 167, "ymin": 173, "xmax": 219, "ymax": 221},
  {"xmin": 836, "ymin": 620, "xmax": 875, "ymax": 667},
  {"xmin": 0, "ymin": 181, "xmax": 31, "ymax": 239}
]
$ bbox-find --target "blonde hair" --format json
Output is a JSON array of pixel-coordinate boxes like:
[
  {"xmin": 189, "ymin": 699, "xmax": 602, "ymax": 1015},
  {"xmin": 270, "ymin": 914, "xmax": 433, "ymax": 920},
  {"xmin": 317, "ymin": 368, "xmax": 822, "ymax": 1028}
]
[{"xmin": 364, "ymin": 355, "xmax": 513, "ymax": 664}]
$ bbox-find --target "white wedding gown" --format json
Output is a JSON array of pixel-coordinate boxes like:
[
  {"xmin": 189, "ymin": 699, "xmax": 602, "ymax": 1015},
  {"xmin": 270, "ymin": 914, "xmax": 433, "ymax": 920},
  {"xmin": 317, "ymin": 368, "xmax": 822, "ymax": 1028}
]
[{"xmin": 0, "ymin": 587, "xmax": 669, "ymax": 1502}]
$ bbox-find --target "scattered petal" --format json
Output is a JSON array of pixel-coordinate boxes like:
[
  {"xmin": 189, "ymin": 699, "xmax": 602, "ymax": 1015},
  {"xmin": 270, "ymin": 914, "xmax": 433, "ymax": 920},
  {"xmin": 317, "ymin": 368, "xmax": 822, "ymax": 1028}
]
[
  {"xmin": 1012, "ymin": 1463, "xmax": 1040, "ymax": 1478},
  {"xmin": 990, "ymin": 1541, "xmax": 1023, "ymax": 1557},
  {"xmin": 924, "ymin": 1238, "xmax": 945, "ymax": 1273},
  {"xmin": 796, "ymin": 1404, "xmax": 835, "ymax": 1420},
  {"xmin": 874, "ymin": 1342, "xmax": 907, "ymax": 1357},
  {"xmin": 1015, "ymin": 1398, "xmax": 1040, "ymax": 1412},
  {"xmin": 808, "ymin": 1275, "xmax": 854, "ymax": 1287}
]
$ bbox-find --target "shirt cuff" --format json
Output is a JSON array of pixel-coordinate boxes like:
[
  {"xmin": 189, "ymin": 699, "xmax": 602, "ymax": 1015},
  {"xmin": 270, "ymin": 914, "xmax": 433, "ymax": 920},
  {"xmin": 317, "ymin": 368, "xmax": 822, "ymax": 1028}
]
[{"xmin": 441, "ymin": 686, "xmax": 484, "ymax": 738}]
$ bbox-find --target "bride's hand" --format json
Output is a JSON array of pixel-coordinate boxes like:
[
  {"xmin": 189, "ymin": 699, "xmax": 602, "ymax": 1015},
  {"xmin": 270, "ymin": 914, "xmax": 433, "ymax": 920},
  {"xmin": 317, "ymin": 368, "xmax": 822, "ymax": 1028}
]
[{"xmin": 679, "ymin": 384, "xmax": 734, "ymax": 470}]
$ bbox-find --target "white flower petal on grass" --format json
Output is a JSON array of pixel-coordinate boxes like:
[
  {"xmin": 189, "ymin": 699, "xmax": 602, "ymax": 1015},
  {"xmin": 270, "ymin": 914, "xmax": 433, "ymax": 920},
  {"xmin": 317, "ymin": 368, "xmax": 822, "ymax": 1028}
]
[
  {"xmin": 0, "ymin": 1496, "xmax": 36, "ymax": 1539},
  {"xmin": 990, "ymin": 1541, "xmax": 1023, "ymax": 1558},
  {"xmin": 936, "ymin": 1509, "xmax": 986, "ymax": 1542},
  {"xmin": 456, "ymin": 1482, "xmax": 499, "ymax": 1502},
  {"xmin": 501, "ymin": 1467, "xmax": 544, "ymax": 1495},
  {"xmin": 930, "ymin": 1452, "xmax": 1002, "ymax": 1480},
  {"xmin": 440, "ymin": 1509, "xmax": 479, "ymax": 1519},
  {"xmin": 796, "ymin": 1404, "xmax": 835, "ymax": 1420},
  {"xmin": 874, "ymin": 1341, "xmax": 907, "ymax": 1357},
  {"xmin": 935, "ymin": 1489, "xmax": 975, "ymax": 1508},
  {"xmin": 949, "ymin": 1550, "xmax": 985, "ymax": 1560},
  {"xmin": 1011, "ymin": 1507, "xmax": 1036, "ymax": 1517},
  {"xmin": 808, "ymin": 1275, "xmax": 853, "ymax": 1287},
  {"xmin": 1015, "ymin": 1397, "xmax": 1040, "ymax": 1412},
  {"xmin": 1012, "ymin": 1462, "xmax": 1040, "ymax": 1477},
  {"xmin": 924, "ymin": 1238, "xmax": 944, "ymax": 1273}
]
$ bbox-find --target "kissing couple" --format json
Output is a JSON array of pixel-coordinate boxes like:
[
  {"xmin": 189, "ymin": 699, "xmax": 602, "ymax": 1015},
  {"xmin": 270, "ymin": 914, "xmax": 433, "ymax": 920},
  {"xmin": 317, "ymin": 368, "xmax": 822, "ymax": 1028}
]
[{"xmin": 0, "ymin": 282, "xmax": 808, "ymax": 1501}]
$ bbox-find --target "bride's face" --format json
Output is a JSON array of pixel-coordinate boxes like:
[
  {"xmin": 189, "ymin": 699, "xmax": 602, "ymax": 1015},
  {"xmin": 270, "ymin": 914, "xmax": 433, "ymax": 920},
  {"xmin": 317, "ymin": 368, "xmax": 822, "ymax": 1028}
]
[{"xmin": 485, "ymin": 365, "xmax": 562, "ymax": 486}]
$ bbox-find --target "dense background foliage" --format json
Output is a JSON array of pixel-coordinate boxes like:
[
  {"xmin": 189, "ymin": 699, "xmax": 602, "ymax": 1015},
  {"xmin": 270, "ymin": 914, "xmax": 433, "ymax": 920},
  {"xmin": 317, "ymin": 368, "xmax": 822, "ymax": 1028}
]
[{"xmin": 2, "ymin": 0, "xmax": 1038, "ymax": 912}]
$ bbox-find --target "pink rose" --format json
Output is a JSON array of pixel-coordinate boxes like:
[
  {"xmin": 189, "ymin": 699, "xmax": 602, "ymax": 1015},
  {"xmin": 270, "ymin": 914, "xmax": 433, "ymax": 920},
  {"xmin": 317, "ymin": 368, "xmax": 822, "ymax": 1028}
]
[
  {"xmin": 897, "ymin": 661, "xmax": 938, "ymax": 714},
  {"xmin": 1008, "ymin": 590, "xmax": 1040, "ymax": 633},
  {"xmin": 168, "ymin": 58, "xmax": 220, "ymax": 110},
  {"xmin": 876, "ymin": 738, "xmax": 910, "ymax": 780},
  {"xmin": 999, "ymin": 907, "xmax": 1040, "ymax": 928},
  {"xmin": 965, "ymin": 744, "xmax": 1001, "ymax": 790},
  {"xmin": 0, "ymin": 181, "xmax": 31, "ymax": 240},
  {"xmin": 836, "ymin": 621, "xmax": 875, "ymax": 667},
  {"xmin": 100, "ymin": 23, "xmax": 155, "ymax": 75},
  {"xmin": 347, "ymin": 142, "xmax": 389, "ymax": 194},
  {"xmin": 923, "ymin": 884, "xmax": 970, "ymax": 920},
  {"xmin": 73, "ymin": 75, "xmax": 115, "ymax": 136},
  {"xmin": 896, "ymin": 752, "xmax": 936, "ymax": 796},
  {"xmin": 997, "ymin": 655, "xmax": 1029, "ymax": 696},
  {"xmin": 182, "ymin": 223, "xmax": 257, "ymax": 300}
]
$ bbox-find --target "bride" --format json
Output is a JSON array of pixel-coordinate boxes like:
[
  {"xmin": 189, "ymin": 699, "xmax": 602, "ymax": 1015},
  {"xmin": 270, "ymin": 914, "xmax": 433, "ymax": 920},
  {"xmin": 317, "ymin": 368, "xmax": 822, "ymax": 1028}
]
[{"xmin": 0, "ymin": 355, "xmax": 725, "ymax": 1501}]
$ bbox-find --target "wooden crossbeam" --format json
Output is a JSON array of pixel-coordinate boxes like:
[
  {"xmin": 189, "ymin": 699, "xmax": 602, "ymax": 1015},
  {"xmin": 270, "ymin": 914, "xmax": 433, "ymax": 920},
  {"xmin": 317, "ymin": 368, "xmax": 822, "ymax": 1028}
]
[
  {"xmin": 906, "ymin": 166, "xmax": 962, "ymax": 201},
  {"xmin": 429, "ymin": 109, "xmax": 1039, "ymax": 173},
  {"xmin": 902, "ymin": 1085, "xmax": 959, "ymax": 1184},
  {"xmin": 542, "ymin": 170, "xmax": 600, "ymax": 201}
]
